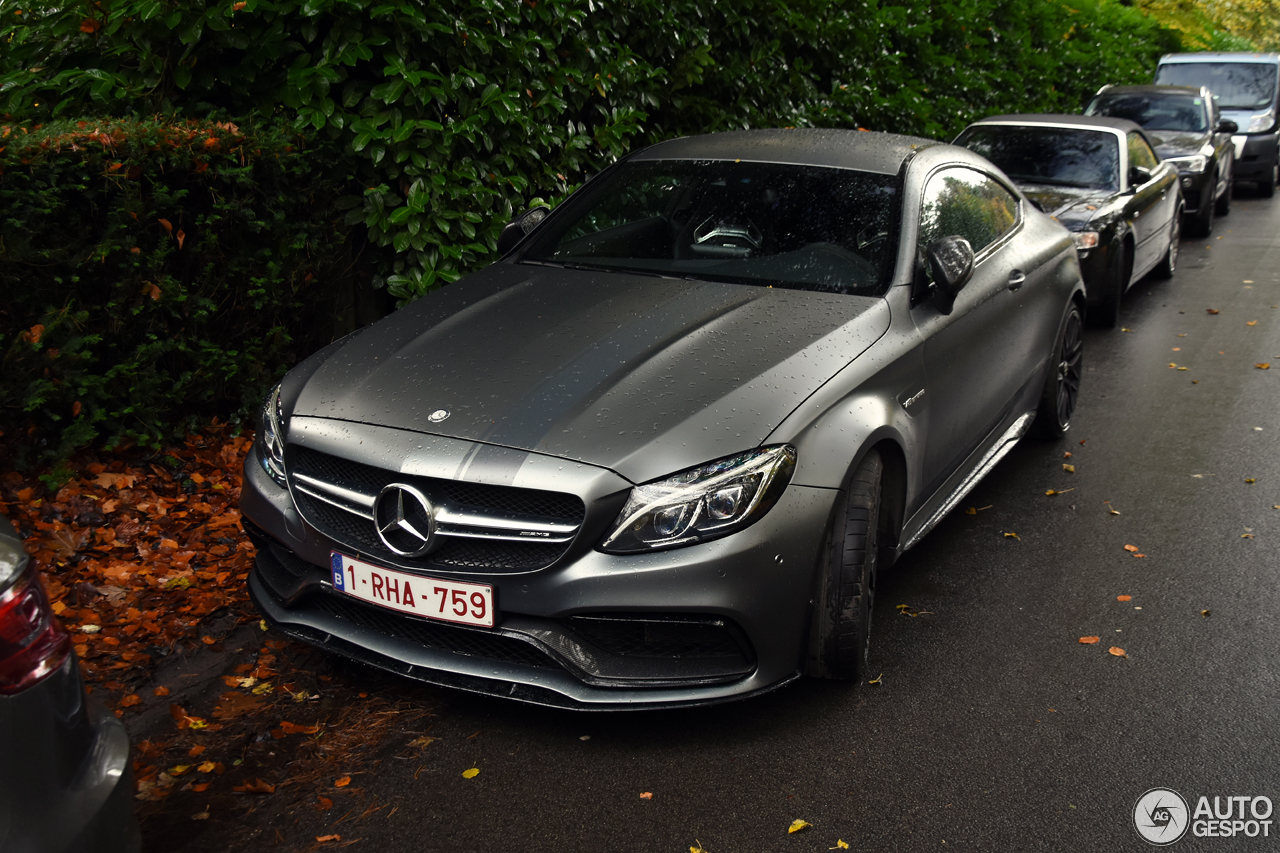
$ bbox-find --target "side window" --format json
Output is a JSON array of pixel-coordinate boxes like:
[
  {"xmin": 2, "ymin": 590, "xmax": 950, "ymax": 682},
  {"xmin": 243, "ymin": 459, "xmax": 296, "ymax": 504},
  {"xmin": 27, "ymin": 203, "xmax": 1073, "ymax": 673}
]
[
  {"xmin": 919, "ymin": 167, "xmax": 1020, "ymax": 256},
  {"xmin": 1127, "ymin": 132, "xmax": 1159, "ymax": 171}
]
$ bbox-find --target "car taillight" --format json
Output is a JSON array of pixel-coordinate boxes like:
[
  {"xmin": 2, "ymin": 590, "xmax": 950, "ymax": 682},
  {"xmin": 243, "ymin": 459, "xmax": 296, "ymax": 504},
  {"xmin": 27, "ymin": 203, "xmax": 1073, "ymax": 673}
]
[{"xmin": 0, "ymin": 568, "xmax": 72, "ymax": 695}]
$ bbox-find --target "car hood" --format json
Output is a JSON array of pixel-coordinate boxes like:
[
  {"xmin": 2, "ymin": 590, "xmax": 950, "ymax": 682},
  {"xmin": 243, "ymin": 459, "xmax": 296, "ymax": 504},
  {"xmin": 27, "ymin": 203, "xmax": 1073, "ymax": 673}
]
[
  {"xmin": 1017, "ymin": 185, "xmax": 1113, "ymax": 229},
  {"xmin": 1147, "ymin": 130, "xmax": 1209, "ymax": 159},
  {"xmin": 289, "ymin": 263, "xmax": 891, "ymax": 484}
]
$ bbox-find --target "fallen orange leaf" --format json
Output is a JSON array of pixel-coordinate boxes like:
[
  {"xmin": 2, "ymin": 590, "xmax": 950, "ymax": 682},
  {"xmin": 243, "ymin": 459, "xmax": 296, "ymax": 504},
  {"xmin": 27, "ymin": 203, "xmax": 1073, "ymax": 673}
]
[
  {"xmin": 153, "ymin": 686, "xmax": 170, "ymax": 697},
  {"xmin": 191, "ymin": 783, "xmax": 210, "ymax": 792},
  {"xmin": 1247, "ymin": 321, "xmax": 1258, "ymax": 326},
  {"xmin": 1079, "ymin": 636, "xmax": 1100, "ymax": 644},
  {"xmin": 1123, "ymin": 544, "xmax": 1139, "ymax": 553},
  {"xmin": 1116, "ymin": 595, "xmax": 1132, "ymax": 602},
  {"xmin": 232, "ymin": 778, "xmax": 275, "ymax": 794},
  {"xmin": 1206, "ymin": 308, "xmax": 1219, "ymax": 314},
  {"xmin": 188, "ymin": 745, "xmax": 205, "ymax": 758},
  {"xmin": 158, "ymin": 218, "xmax": 172, "ymax": 233},
  {"xmin": 640, "ymin": 792, "xmax": 654, "ymax": 799},
  {"xmin": 334, "ymin": 776, "xmax": 351, "ymax": 788},
  {"xmin": 316, "ymin": 837, "xmax": 341, "ymax": 844},
  {"xmin": 119, "ymin": 694, "xmax": 142, "ymax": 708},
  {"xmin": 317, "ymin": 796, "xmax": 333, "ymax": 811},
  {"xmin": 1109, "ymin": 646, "xmax": 1127, "ymax": 658},
  {"xmin": 1257, "ymin": 363, "xmax": 1271, "ymax": 370}
]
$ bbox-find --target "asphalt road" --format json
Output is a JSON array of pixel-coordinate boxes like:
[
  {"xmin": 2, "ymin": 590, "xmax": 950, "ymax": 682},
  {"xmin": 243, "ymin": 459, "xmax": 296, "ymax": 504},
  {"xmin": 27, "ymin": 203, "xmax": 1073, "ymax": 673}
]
[{"xmin": 234, "ymin": 186, "xmax": 1280, "ymax": 853}]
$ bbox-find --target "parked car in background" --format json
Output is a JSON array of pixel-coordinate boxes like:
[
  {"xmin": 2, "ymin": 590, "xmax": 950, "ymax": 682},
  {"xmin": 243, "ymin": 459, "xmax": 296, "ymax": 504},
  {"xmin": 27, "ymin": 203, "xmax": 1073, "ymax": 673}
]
[
  {"xmin": 955, "ymin": 115, "xmax": 1182, "ymax": 329},
  {"xmin": 0, "ymin": 515, "xmax": 138, "ymax": 853},
  {"xmin": 1086, "ymin": 84, "xmax": 1237, "ymax": 237},
  {"xmin": 1156, "ymin": 52, "xmax": 1280, "ymax": 197},
  {"xmin": 242, "ymin": 128, "xmax": 1086, "ymax": 710}
]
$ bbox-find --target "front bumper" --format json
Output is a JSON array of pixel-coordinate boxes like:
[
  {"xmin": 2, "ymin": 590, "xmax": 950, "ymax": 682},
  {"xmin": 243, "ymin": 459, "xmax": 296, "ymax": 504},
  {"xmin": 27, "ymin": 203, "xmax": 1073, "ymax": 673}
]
[
  {"xmin": 242, "ymin": 445, "xmax": 838, "ymax": 709},
  {"xmin": 1072, "ymin": 240, "xmax": 1115, "ymax": 308},
  {"xmin": 1176, "ymin": 168, "xmax": 1215, "ymax": 215},
  {"xmin": 1231, "ymin": 132, "xmax": 1279, "ymax": 182}
]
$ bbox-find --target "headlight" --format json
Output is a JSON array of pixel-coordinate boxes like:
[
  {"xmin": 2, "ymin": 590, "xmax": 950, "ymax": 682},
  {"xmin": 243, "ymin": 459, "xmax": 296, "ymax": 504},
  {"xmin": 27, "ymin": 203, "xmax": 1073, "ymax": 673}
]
[
  {"xmin": 1072, "ymin": 231, "xmax": 1100, "ymax": 250},
  {"xmin": 258, "ymin": 383, "xmax": 287, "ymax": 487},
  {"xmin": 1248, "ymin": 113, "xmax": 1274, "ymax": 133},
  {"xmin": 599, "ymin": 446, "xmax": 797, "ymax": 554},
  {"xmin": 1166, "ymin": 155, "xmax": 1207, "ymax": 173}
]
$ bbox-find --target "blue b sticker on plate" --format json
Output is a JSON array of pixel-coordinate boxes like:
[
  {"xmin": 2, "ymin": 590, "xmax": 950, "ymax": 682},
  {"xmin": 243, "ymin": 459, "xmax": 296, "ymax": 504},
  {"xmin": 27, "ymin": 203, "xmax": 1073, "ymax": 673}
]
[{"xmin": 330, "ymin": 552, "xmax": 345, "ymax": 590}]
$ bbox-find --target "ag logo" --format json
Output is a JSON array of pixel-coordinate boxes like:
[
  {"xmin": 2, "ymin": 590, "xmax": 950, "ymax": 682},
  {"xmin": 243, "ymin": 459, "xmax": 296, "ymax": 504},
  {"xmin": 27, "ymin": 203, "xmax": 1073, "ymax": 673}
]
[{"xmin": 1135, "ymin": 788, "xmax": 1190, "ymax": 845}]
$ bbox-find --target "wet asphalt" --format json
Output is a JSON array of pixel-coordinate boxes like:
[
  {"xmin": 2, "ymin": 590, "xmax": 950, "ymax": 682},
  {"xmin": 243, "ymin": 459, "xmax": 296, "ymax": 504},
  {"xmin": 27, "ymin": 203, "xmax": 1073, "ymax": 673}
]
[{"xmin": 264, "ymin": 187, "xmax": 1280, "ymax": 853}]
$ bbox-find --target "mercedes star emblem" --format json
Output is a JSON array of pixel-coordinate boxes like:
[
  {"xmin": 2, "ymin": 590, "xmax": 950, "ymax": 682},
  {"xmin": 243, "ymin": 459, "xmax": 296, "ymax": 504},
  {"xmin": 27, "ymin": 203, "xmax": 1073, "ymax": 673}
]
[
  {"xmin": 428, "ymin": 409, "xmax": 450, "ymax": 423},
  {"xmin": 372, "ymin": 483, "xmax": 437, "ymax": 557}
]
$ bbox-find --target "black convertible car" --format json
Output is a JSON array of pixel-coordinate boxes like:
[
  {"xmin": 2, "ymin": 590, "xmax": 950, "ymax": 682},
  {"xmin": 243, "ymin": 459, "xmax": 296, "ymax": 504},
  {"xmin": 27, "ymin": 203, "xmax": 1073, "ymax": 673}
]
[
  {"xmin": 955, "ymin": 115, "xmax": 1182, "ymax": 328},
  {"xmin": 1086, "ymin": 84, "xmax": 1237, "ymax": 237},
  {"xmin": 242, "ymin": 129, "xmax": 1085, "ymax": 709}
]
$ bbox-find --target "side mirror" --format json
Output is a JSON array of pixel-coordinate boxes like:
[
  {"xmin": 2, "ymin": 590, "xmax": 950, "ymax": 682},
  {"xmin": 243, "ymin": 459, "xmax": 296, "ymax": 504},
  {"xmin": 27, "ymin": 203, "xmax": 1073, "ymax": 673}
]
[
  {"xmin": 1218, "ymin": 119, "xmax": 1239, "ymax": 134},
  {"xmin": 1128, "ymin": 165, "xmax": 1152, "ymax": 189},
  {"xmin": 496, "ymin": 206, "xmax": 551, "ymax": 256},
  {"xmin": 926, "ymin": 235, "xmax": 974, "ymax": 315}
]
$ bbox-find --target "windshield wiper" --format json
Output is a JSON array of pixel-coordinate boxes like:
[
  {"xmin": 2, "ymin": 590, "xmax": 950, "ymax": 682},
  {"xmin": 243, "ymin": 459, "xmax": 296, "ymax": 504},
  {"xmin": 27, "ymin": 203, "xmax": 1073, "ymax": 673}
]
[{"xmin": 520, "ymin": 259, "xmax": 682, "ymax": 280}]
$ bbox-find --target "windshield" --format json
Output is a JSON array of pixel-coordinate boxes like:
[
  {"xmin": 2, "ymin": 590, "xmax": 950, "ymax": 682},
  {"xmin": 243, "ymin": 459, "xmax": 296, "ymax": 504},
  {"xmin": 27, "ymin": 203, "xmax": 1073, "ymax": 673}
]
[
  {"xmin": 1156, "ymin": 62, "xmax": 1279, "ymax": 111},
  {"xmin": 518, "ymin": 160, "xmax": 902, "ymax": 296},
  {"xmin": 1087, "ymin": 93, "xmax": 1209, "ymax": 133},
  {"xmin": 954, "ymin": 126, "xmax": 1120, "ymax": 191}
]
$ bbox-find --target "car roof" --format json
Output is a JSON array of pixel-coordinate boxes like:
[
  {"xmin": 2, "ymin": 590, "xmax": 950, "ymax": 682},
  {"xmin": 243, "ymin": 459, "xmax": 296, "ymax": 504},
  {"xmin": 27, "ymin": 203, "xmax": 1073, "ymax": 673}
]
[
  {"xmin": 969, "ymin": 114, "xmax": 1145, "ymax": 134},
  {"xmin": 629, "ymin": 128, "xmax": 943, "ymax": 176},
  {"xmin": 1095, "ymin": 84, "xmax": 1205, "ymax": 98},
  {"xmin": 1159, "ymin": 52, "xmax": 1280, "ymax": 65}
]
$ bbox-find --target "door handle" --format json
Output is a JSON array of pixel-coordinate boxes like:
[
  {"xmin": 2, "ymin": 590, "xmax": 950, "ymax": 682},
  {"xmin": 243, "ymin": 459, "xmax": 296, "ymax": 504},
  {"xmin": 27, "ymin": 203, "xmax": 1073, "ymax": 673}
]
[{"xmin": 1008, "ymin": 270, "xmax": 1026, "ymax": 291}]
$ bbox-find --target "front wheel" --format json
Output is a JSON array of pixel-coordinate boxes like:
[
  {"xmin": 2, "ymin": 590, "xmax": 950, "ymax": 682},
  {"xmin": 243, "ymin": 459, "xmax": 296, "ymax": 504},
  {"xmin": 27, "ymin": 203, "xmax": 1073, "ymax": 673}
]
[
  {"xmin": 807, "ymin": 449, "xmax": 882, "ymax": 681},
  {"xmin": 1033, "ymin": 302, "xmax": 1084, "ymax": 439}
]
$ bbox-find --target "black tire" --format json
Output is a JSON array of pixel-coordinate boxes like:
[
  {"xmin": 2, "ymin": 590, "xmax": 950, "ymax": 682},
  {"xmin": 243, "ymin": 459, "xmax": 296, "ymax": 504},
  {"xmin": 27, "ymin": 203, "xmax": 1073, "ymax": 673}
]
[
  {"xmin": 1033, "ymin": 302, "xmax": 1084, "ymax": 439},
  {"xmin": 1215, "ymin": 178, "xmax": 1232, "ymax": 216},
  {"xmin": 807, "ymin": 449, "xmax": 882, "ymax": 681},
  {"xmin": 1190, "ymin": 193, "xmax": 1214, "ymax": 238},
  {"xmin": 1260, "ymin": 162, "xmax": 1277, "ymax": 199},
  {"xmin": 1090, "ymin": 243, "xmax": 1127, "ymax": 329},
  {"xmin": 1152, "ymin": 207, "xmax": 1181, "ymax": 280}
]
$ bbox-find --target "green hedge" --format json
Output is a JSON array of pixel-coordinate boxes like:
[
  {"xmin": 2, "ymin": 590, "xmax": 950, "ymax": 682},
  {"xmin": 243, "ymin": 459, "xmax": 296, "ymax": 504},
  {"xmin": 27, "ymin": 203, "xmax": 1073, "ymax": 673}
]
[
  {"xmin": 0, "ymin": 118, "xmax": 380, "ymax": 465},
  {"xmin": 2, "ymin": 0, "xmax": 1180, "ymax": 304}
]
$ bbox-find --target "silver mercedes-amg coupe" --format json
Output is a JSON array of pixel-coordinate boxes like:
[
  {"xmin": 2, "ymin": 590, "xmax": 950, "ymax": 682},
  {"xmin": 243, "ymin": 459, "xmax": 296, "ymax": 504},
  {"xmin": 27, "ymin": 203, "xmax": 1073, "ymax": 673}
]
[{"xmin": 241, "ymin": 129, "xmax": 1086, "ymax": 709}]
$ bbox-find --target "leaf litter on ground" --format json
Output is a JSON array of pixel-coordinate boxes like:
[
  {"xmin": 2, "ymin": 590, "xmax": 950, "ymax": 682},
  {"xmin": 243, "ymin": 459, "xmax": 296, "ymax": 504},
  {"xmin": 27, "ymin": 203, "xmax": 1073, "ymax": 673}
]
[{"xmin": 0, "ymin": 426, "xmax": 437, "ymax": 848}]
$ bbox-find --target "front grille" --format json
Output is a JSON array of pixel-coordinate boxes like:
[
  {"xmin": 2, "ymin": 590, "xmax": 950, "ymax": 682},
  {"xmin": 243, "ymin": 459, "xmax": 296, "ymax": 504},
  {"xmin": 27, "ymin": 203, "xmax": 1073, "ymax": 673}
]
[
  {"xmin": 313, "ymin": 593, "xmax": 559, "ymax": 670},
  {"xmin": 287, "ymin": 445, "xmax": 586, "ymax": 574}
]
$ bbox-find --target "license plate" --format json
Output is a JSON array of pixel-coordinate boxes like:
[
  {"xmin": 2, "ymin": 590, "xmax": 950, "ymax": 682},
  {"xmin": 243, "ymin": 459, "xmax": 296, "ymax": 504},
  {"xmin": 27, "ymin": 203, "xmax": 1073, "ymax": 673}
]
[{"xmin": 329, "ymin": 552, "xmax": 496, "ymax": 628}]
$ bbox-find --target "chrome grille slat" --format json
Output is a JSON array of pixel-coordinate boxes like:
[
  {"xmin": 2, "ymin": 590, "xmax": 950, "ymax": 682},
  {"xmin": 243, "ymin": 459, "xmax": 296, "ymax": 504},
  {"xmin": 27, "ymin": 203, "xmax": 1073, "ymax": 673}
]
[{"xmin": 287, "ymin": 446, "xmax": 586, "ymax": 574}]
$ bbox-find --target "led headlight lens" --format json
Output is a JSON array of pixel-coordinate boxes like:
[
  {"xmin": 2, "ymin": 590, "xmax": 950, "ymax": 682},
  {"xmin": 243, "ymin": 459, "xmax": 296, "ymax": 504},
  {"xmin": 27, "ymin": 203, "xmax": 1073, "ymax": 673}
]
[
  {"xmin": 1072, "ymin": 231, "xmax": 1100, "ymax": 250},
  {"xmin": 258, "ymin": 383, "xmax": 287, "ymax": 487},
  {"xmin": 1166, "ymin": 155, "xmax": 1207, "ymax": 173},
  {"xmin": 599, "ymin": 445, "xmax": 797, "ymax": 554},
  {"xmin": 1248, "ymin": 113, "xmax": 1274, "ymax": 133}
]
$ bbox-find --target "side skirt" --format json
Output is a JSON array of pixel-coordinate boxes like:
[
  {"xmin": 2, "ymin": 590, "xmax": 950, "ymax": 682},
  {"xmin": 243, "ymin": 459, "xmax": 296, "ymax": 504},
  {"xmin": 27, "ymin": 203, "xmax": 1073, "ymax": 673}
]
[{"xmin": 898, "ymin": 410, "xmax": 1036, "ymax": 553}]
